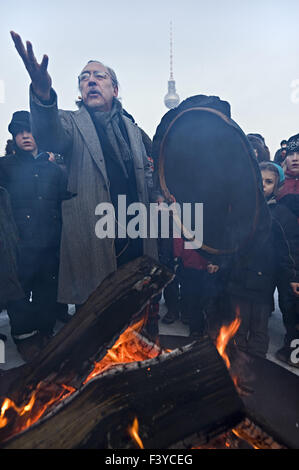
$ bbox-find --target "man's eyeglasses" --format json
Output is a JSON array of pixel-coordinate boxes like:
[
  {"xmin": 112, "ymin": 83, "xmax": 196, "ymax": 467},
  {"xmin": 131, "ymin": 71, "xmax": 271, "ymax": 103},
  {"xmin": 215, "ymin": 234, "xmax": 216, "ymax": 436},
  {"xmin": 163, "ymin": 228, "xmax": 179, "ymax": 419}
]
[{"xmin": 78, "ymin": 71, "xmax": 110, "ymax": 82}]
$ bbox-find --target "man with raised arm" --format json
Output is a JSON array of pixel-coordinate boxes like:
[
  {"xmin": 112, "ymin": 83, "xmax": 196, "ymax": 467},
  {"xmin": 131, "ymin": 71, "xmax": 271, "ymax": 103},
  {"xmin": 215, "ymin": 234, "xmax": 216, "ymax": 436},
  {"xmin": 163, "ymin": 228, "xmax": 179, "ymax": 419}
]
[{"xmin": 10, "ymin": 31, "xmax": 157, "ymax": 307}]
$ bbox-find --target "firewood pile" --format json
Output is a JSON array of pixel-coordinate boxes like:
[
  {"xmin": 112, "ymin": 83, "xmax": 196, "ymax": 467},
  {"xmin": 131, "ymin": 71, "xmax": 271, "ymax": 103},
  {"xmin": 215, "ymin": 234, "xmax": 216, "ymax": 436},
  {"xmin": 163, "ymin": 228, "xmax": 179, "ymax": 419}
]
[{"xmin": 0, "ymin": 257, "xmax": 296, "ymax": 449}]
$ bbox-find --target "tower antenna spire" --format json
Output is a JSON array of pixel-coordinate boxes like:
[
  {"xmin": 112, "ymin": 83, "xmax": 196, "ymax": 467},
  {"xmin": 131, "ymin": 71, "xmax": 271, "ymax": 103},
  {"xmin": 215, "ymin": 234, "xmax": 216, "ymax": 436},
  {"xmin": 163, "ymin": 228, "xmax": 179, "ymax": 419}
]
[
  {"xmin": 170, "ymin": 20, "xmax": 174, "ymax": 80},
  {"xmin": 164, "ymin": 21, "xmax": 180, "ymax": 109}
]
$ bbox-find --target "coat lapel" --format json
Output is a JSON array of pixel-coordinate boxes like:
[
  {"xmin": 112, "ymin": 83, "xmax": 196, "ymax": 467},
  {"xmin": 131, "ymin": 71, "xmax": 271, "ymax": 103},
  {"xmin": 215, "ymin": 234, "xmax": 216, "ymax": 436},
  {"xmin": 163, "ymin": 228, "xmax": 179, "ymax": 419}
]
[{"xmin": 72, "ymin": 106, "xmax": 109, "ymax": 183}]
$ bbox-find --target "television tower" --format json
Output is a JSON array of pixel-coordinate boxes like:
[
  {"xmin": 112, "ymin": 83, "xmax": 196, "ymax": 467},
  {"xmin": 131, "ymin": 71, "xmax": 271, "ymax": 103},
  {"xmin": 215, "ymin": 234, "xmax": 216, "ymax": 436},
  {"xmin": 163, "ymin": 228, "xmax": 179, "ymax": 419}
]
[{"xmin": 164, "ymin": 22, "xmax": 180, "ymax": 109}]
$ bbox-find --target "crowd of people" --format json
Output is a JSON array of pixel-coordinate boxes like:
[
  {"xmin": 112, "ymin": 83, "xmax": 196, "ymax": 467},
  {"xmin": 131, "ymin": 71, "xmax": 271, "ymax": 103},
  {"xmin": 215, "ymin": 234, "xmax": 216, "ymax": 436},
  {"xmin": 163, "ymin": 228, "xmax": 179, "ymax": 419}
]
[
  {"xmin": 0, "ymin": 31, "xmax": 299, "ymax": 369},
  {"xmin": 160, "ymin": 132, "xmax": 299, "ymax": 366}
]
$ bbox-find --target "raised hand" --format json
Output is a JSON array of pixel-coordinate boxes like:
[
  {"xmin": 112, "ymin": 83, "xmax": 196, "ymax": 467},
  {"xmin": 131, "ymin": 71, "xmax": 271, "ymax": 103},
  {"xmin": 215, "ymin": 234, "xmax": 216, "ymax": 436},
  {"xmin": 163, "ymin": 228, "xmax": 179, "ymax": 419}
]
[{"xmin": 10, "ymin": 31, "xmax": 52, "ymax": 101}]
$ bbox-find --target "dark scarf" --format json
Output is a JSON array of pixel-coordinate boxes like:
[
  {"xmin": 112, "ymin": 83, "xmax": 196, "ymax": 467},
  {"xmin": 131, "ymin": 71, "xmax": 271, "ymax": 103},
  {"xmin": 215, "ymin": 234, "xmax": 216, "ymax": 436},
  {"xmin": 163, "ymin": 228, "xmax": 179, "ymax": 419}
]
[
  {"xmin": 92, "ymin": 99, "xmax": 133, "ymax": 179},
  {"xmin": 90, "ymin": 100, "xmax": 142, "ymax": 264},
  {"xmin": 14, "ymin": 147, "xmax": 48, "ymax": 162}
]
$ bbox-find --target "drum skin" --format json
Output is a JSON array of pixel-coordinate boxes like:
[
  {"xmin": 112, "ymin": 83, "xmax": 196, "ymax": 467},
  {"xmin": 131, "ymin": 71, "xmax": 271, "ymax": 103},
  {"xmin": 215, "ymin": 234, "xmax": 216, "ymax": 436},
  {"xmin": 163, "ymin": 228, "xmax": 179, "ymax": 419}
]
[{"xmin": 153, "ymin": 96, "xmax": 270, "ymax": 255}]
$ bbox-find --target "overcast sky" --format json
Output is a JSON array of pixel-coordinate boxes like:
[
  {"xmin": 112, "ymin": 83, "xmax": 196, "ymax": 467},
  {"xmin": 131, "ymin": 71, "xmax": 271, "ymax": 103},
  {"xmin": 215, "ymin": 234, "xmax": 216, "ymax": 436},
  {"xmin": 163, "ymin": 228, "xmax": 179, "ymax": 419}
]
[{"xmin": 1, "ymin": 0, "xmax": 299, "ymax": 156}]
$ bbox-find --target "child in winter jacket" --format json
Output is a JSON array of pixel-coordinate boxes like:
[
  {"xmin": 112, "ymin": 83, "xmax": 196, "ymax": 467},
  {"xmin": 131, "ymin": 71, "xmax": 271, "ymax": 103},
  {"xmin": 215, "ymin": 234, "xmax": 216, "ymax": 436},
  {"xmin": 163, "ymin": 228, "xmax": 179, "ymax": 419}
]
[
  {"xmin": 227, "ymin": 162, "xmax": 299, "ymax": 358},
  {"xmin": 260, "ymin": 162, "xmax": 299, "ymax": 366},
  {"xmin": 173, "ymin": 237, "xmax": 220, "ymax": 337}
]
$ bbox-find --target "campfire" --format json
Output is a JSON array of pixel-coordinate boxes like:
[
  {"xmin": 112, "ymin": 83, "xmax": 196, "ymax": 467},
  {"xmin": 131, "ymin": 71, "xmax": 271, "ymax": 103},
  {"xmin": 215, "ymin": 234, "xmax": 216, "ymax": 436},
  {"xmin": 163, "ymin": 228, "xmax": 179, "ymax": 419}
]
[
  {"xmin": 0, "ymin": 257, "xmax": 293, "ymax": 449},
  {"xmin": 0, "ymin": 314, "xmax": 155, "ymax": 441},
  {"xmin": 0, "ymin": 303, "xmax": 240, "ymax": 442},
  {"xmin": 0, "ymin": 315, "xmax": 243, "ymax": 449}
]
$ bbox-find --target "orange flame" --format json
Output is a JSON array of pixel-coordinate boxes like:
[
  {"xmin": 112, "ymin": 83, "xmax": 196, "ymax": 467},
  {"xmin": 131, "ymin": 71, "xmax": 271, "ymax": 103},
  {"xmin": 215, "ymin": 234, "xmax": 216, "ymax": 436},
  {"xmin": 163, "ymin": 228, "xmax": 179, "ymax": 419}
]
[
  {"xmin": 83, "ymin": 315, "xmax": 161, "ymax": 383},
  {"xmin": 0, "ymin": 307, "xmax": 245, "ymax": 448},
  {"xmin": 128, "ymin": 416, "xmax": 144, "ymax": 449},
  {"xmin": 0, "ymin": 382, "xmax": 75, "ymax": 438},
  {"xmin": 216, "ymin": 308, "xmax": 241, "ymax": 369},
  {"xmin": 0, "ymin": 313, "xmax": 163, "ymax": 442}
]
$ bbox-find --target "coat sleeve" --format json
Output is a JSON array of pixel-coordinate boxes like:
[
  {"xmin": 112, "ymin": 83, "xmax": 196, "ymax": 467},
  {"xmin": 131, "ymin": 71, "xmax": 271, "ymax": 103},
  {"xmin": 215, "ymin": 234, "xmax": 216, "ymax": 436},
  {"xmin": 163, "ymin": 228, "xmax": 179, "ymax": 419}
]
[
  {"xmin": 0, "ymin": 164, "xmax": 6, "ymax": 190},
  {"xmin": 272, "ymin": 204, "xmax": 299, "ymax": 280},
  {"xmin": 272, "ymin": 217, "xmax": 298, "ymax": 283},
  {"xmin": 30, "ymin": 86, "xmax": 73, "ymax": 155},
  {"xmin": 56, "ymin": 164, "xmax": 73, "ymax": 201},
  {"xmin": 135, "ymin": 127, "xmax": 156, "ymax": 201},
  {"xmin": 0, "ymin": 158, "xmax": 10, "ymax": 190},
  {"xmin": 138, "ymin": 134, "xmax": 164, "ymax": 203}
]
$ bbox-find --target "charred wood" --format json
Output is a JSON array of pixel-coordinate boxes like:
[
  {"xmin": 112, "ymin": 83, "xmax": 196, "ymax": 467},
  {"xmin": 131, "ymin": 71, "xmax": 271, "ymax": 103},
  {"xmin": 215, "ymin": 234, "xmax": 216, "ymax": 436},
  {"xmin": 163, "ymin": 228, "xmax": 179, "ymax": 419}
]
[
  {"xmin": 0, "ymin": 256, "xmax": 173, "ymax": 441},
  {"xmin": 232, "ymin": 418, "xmax": 287, "ymax": 449},
  {"xmin": 2, "ymin": 337, "xmax": 245, "ymax": 449}
]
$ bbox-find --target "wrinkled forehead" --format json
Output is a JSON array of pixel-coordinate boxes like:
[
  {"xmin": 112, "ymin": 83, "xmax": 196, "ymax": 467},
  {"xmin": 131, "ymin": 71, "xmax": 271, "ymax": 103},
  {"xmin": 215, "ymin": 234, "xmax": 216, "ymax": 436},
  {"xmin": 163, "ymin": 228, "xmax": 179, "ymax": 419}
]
[{"xmin": 80, "ymin": 61, "xmax": 108, "ymax": 74}]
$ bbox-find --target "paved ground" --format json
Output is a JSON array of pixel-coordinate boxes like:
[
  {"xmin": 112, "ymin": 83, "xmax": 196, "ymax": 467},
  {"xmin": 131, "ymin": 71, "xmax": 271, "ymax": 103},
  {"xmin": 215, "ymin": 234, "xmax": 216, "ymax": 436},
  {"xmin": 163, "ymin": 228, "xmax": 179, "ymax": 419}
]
[{"xmin": 0, "ymin": 293, "xmax": 298, "ymax": 376}]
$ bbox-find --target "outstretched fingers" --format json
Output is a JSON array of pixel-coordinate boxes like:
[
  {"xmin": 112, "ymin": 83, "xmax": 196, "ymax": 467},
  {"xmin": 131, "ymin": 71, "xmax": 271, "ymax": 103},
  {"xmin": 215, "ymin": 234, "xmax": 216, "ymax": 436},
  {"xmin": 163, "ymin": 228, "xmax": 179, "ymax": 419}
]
[
  {"xmin": 10, "ymin": 31, "xmax": 49, "ymax": 81},
  {"xmin": 10, "ymin": 30, "xmax": 52, "ymax": 98},
  {"xmin": 40, "ymin": 55, "xmax": 49, "ymax": 72},
  {"xmin": 26, "ymin": 40, "xmax": 39, "ymax": 68},
  {"xmin": 10, "ymin": 31, "xmax": 28, "ymax": 63}
]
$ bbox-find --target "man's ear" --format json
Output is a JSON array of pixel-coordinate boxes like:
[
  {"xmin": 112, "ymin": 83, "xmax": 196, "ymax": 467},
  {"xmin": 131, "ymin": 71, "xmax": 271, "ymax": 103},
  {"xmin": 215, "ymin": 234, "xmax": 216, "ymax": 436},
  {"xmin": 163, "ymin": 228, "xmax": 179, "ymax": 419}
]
[{"xmin": 114, "ymin": 86, "xmax": 119, "ymax": 98}]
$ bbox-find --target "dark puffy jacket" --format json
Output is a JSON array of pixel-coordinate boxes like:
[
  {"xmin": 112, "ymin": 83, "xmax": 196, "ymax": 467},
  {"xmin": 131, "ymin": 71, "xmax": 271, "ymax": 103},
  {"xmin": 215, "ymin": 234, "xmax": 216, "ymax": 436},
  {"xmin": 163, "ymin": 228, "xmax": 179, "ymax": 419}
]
[
  {"xmin": 227, "ymin": 217, "xmax": 297, "ymax": 304},
  {"xmin": 0, "ymin": 150, "xmax": 70, "ymax": 248},
  {"xmin": 0, "ymin": 186, "xmax": 24, "ymax": 303},
  {"xmin": 269, "ymin": 201, "xmax": 299, "ymax": 279}
]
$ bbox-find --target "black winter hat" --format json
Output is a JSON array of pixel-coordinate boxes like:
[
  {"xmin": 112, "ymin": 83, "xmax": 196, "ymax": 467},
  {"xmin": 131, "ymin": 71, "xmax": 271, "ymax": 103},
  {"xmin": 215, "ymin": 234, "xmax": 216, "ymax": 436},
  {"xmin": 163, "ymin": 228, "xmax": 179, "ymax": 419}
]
[
  {"xmin": 8, "ymin": 111, "xmax": 31, "ymax": 137},
  {"xmin": 247, "ymin": 133, "xmax": 265, "ymax": 145},
  {"xmin": 286, "ymin": 133, "xmax": 299, "ymax": 156}
]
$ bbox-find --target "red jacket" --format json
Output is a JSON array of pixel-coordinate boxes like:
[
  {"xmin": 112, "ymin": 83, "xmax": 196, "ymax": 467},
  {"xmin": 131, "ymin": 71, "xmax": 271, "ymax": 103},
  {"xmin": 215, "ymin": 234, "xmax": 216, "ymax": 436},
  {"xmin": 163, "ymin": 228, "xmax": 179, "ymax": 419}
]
[
  {"xmin": 277, "ymin": 171, "xmax": 299, "ymax": 220},
  {"xmin": 278, "ymin": 171, "xmax": 299, "ymax": 200},
  {"xmin": 173, "ymin": 238, "xmax": 209, "ymax": 270}
]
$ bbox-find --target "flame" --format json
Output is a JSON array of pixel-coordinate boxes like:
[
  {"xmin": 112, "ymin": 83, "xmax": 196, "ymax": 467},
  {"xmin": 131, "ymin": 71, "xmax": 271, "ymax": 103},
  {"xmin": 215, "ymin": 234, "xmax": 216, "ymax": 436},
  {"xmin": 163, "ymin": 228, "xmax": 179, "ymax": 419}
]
[
  {"xmin": 0, "ymin": 305, "xmax": 255, "ymax": 450},
  {"xmin": 0, "ymin": 312, "xmax": 163, "ymax": 442},
  {"xmin": 83, "ymin": 314, "xmax": 161, "ymax": 383},
  {"xmin": 0, "ymin": 382, "xmax": 75, "ymax": 438},
  {"xmin": 215, "ymin": 308, "xmax": 241, "ymax": 369},
  {"xmin": 1, "ymin": 309, "xmax": 242, "ymax": 445},
  {"xmin": 128, "ymin": 416, "xmax": 144, "ymax": 449}
]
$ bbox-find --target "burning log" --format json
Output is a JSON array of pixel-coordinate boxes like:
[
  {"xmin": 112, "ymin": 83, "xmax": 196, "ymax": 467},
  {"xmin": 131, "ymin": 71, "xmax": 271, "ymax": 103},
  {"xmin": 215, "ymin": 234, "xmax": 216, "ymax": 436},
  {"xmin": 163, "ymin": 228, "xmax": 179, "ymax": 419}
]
[
  {"xmin": 0, "ymin": 256, "xmax": 173, "ymax": 441},
  {"xmin": 242, "ymin": 355, "xmax": 299, "ymax": 449},
  {"xmin": 1, "ymin": 337, "xmax": 245, "ymax": 449},
  {"xmin": 232, "ymin": 418, "xmax": 286, "ymax": 450}
]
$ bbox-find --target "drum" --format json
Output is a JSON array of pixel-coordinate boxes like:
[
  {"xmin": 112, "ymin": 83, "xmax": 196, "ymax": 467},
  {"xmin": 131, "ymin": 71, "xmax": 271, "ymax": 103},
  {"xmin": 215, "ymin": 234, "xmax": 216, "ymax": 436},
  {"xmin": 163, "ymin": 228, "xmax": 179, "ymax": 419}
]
[{"xmin": 153, "ymin": 95, "xmax": 270, "ymax": 255}]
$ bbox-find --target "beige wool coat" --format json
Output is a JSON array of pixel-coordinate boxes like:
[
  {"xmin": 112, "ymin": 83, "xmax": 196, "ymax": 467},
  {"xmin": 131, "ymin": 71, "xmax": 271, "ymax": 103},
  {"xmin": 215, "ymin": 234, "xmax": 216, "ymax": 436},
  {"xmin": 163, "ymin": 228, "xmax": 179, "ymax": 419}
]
[{"xmin": 30, "ymin": 89, "xmax": 158, "ymax": 305}]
